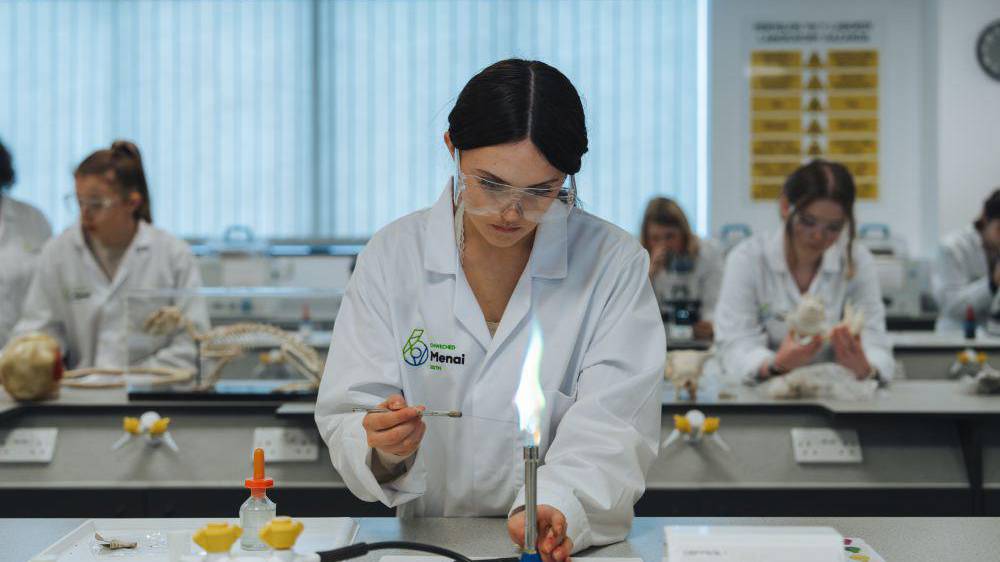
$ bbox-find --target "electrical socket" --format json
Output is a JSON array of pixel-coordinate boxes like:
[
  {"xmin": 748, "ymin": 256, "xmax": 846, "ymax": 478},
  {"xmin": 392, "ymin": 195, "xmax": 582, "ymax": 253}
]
[
  {"xmin": 0, "ymin": 428, "xmax": 58, "ymax": 463},
  {"xmin": 791, "ymin": 428, "xmax": 863, "ymax": 464},
  {"xmin": 253, "ymin": 427, "xmax": 319, "ymax": 462}
]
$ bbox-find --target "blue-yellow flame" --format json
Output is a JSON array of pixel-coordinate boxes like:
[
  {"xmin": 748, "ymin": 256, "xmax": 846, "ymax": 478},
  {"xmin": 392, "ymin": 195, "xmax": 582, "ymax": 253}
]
[{"xmin": 514, "ymin": 319, "xmax": 546, "ymax": 447}]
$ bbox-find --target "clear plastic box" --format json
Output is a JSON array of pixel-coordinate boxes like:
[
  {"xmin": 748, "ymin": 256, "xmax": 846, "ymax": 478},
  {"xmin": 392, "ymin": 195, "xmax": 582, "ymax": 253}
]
[{"xmin": 122, "ymin": 287, "xmax": 341, "ymax": 397}]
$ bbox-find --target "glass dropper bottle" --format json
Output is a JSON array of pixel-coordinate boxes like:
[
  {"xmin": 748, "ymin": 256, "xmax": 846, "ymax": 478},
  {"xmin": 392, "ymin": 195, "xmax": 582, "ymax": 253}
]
[{"xmin": 239, "ymin": 447, "xmax": 276, "ymax": 551}]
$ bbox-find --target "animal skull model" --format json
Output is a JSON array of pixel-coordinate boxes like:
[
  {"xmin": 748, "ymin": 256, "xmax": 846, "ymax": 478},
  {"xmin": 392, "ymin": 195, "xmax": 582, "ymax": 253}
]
[
  {"xmin": 838, "ymin": 302, "xmax": 865, "ymax": 336},
  {"xmin": 665, "ymin": 350, "xmax": 712, "ymax": 401},
  {"xmin": 786, "ymin": 295, "xmax": 827, "ymax": 339},
  {"xmin": 0, "ymin": 332, "xmax": 63, "ymax": 401},
  {"xmin": 786, "ymin": 297, "xmax": 865, "ymax": 342}
]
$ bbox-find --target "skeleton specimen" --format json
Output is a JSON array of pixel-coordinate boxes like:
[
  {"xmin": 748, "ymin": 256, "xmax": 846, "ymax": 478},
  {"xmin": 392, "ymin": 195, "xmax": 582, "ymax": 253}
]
[
  {"xmin": 785, "ymin": 295, "xmax": 827, "ymax": 340},
  {"xmin": 763, "ymin": 362, "xmax": 878, "ymax": 401},
  {"xmin": 665, "ymin": 350, "xmax": 712, "ymax": 401},
  {"xmin": 785, "ymin": 296, "xmax": 865, "ymax": 342},
  {"xmin": 142, "ymin": 306, "xmax": 323, "ymax": 391},
  {"xmin": 61, "ymin": 366, "xmax": 193, "ymax": 389},
  {"xmin": 95, "ymin": 533, "xmax": 138, "ymax": 550}
]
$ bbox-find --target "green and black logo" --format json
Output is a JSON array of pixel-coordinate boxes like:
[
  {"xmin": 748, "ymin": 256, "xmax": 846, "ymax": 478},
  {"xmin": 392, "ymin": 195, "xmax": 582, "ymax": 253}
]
[
  {"xmin": 402, "ymin": 329, "xmax": 430, "ymax": 366},
  {"xmin": 402, "ymin": 328, "xmax": 465, "ymax": 370}
]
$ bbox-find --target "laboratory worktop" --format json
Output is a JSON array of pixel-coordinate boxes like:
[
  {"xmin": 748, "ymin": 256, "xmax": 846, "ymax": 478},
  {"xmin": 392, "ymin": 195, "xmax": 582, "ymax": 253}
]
[
  {"xmin": 8, "ymin": 516, "xmax": 1000, "ymax": 562},
  {"xmin": 887, "ymin": 331, "xmax": 1000, "ymax": 379},
  {"xmin": 664, "ymin": 330, "xmax": 1000, "ymax": 383},
  {"xmin": 0, "ymin": 385, "xmax": 308, "ymax": 419},
  {"xmin": 6, "ymin": 377, "xmax": 1000, "ymax": 422},
  {"xmin": 11, "ymin": 378, "xmax": 996, "ymax": 419},
  {"xmin": 662, "ymin": 379, "xmax": 1000, "ymax": 416},
  {"xmin": 664, "ymin": 329, "xmax": 1000, "ymax": 353},
  {"xmin": 5, "ymin": 370, "xmax": 1000, "ymax": 518},
  {"xmin": 889, "ymin": 330, "xmax": 1000, "ymax": 349}
]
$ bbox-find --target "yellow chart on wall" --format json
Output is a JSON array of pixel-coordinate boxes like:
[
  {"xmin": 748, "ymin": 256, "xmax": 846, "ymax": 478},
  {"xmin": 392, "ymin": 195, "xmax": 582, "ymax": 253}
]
[{"xmin": 749, "ymin": 42, "xmax": 879, "ymax": 200}]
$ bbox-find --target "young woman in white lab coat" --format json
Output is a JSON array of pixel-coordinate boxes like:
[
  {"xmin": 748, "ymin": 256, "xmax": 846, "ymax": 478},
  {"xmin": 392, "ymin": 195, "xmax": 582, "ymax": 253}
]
[
  {"xmin": 13, "ymin": 141, "xmax": 204, "ymax": 370},
  {"xmin": 932, "ymin": 189, "xmax": 1000, "ymax": 331},
  {"xmin": 0, "ymin": 138, "xmax": 52, "ymax": 348},
  {"xmin": 314, "ymin": 60, "xmax": 664, "ymax": 561},
  {"xmin": 640, "ymin": 197, "xmax": 724, "ymax": 340},
  {"xmin": 714, "ymin": 160, "xmax": 893, "ymax": 383}
]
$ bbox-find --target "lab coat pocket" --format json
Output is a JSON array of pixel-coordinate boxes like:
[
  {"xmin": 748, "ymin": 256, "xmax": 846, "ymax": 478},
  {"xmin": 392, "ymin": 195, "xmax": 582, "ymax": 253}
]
[{"xmin": 510, "ymin": 389, "xmax": 575, "ymax": 492}]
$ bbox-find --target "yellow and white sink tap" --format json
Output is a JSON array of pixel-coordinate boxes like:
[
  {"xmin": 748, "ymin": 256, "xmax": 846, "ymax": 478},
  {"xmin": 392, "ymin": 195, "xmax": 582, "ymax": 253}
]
[
  {"xmin": 111, "ymin": 410, "xmax": 179, "ymax": 452},
  {"xmin": 661, "ymin": 409, "xmax": 730, "ymax": 452}
]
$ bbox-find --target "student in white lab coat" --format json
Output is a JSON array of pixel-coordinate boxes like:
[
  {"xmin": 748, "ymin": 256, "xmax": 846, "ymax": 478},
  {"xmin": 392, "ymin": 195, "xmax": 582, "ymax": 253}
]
[
  {"xmin": 933, "ymin": 189, "xmax": 1000, "ymax": 331},
  {"xmin": 640, "ymin": 197, "xmax": 723, "ymax": 340},
  {"xmin": 14, "ymin": 141, "xmax": 204, "ymax": 370},
  {"xmin": 0, "ymin": 138, "xmax": 52, "ymax": 348},
  {"xmin": 314, "ymin": 60, "xmax": 664, "ymax": 561},
  {"xmin": 714, "ymin": 160, "xmax": 893, "ymax": 383}
]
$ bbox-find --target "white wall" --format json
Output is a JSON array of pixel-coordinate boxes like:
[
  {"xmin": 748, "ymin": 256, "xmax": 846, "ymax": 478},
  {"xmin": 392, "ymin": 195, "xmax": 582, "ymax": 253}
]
[
  {"xmin": 708, "ymin": 0, "xmax": 944, "ymax": 257},
  {"xmin": 936, "ymin": 0, "xmax": 1000, "ymax": 240}
]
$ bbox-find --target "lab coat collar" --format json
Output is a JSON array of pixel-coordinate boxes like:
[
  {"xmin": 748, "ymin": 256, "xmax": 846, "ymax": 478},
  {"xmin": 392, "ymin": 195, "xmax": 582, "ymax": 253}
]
[
  {"xmin": 71, "ymin": 220, "xmax": 154, "ymax": 292},
  {"xmin": 422, "ymin": 183, "xmax": 569, "ymax": 280},
  {"xmin": 0, "ymin": 194, "xmax": 10, "ymax": 239},
  {"xmin": 527, "ymin": 208, "xmax": 569, "ymax": 280},
  {"xmin": 424, "ymin": 184, "xmax": 460, "ymax": 275},
  {"xmin": 764, "ymin": 227, "xmax": 843, "ymax": 276},
  {"xmin": 0, "ymin": 194, "xmax": 11, "ymax": 222},
  {"xmin": 0, "ymin": 194, "xmax": 26, "ymax": 240},
  {"xmin": 132, "ymin": 220, "xmax": 153, "ymax": 250}
]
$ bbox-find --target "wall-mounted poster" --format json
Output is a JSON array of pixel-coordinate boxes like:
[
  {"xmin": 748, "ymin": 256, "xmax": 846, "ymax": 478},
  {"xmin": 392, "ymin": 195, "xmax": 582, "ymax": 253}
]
[{"xmin": 749, "ymin": 20, "xmax": 879, "ymax": 200}]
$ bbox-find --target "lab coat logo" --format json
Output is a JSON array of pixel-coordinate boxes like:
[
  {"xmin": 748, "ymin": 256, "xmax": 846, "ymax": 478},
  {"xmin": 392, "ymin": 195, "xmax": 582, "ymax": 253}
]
[
  {"xmin": 66, "ymin": 286, "xmax": 92, "ymax": 301},
  {"xmin": 402, "ymin": 328, "xmax": 430, "ymax": 366}
]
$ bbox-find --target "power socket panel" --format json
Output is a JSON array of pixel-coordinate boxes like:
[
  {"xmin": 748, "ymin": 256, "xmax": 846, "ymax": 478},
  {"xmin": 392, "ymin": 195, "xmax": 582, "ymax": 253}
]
[
  {"xmin": 0, "ymin": 428, "xmax": 58, "ymax": 463},
  {"xmin": 791, "ymin": 427, "xmax": 863, "ymax": 464},
  {"xmin": 253, "ymin": 427, "xmax": 319, "ymax": 462}
]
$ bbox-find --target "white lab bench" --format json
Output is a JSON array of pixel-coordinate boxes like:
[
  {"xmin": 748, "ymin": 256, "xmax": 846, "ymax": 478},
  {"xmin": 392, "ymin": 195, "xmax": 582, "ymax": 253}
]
[
  {"xmin": 10, "ymin": 516, "xmax": 1000, "ymax": 562},
  {"xmin": 890, "ymin": 330, "xmax": 1000, "ymax": 379},
  {"xmin": 4, "ymin": 367, "xmax": 1000, "ymax": 520}
]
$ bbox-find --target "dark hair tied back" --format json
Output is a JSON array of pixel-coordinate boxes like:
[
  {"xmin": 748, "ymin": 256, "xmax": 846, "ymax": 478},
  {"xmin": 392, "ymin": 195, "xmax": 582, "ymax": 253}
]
[
  {"xmin": 75, "ymin": 139, "xmax": 152, "ymax": 223},
  {"xmin": 448, "ymin": 59, "xmax": 588, "ymax": 176},
  {"xmin": 975, "ymin": 189, "xmax": 1000, "ymax": 231},
  {"xmin": 782, "ymin": 159, "xmax": 858, "ymax": 278},
  {"xmin": 0, "ymin": 138, "xmax": 14, "ymax": 192}
]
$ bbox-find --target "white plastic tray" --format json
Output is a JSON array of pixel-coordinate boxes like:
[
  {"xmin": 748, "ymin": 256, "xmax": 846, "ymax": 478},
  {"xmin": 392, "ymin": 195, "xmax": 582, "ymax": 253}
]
[
  {"xmin": 662, "ymin": 525, "xmax": 885, "ymax": 562},
  {"xmin": 30, "ymin": 517, "xmax": 358, "ymax": 562}
]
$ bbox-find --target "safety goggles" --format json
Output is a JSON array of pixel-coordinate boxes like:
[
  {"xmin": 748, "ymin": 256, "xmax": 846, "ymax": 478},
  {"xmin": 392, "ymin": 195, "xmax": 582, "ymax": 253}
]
[
  {"xmin": 64, "ymin": 193, "xmax": 122, "ymax": 214},
  {"xmin": 453, "ymin": 150, "xmax": 576, "ymax": 224}
]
